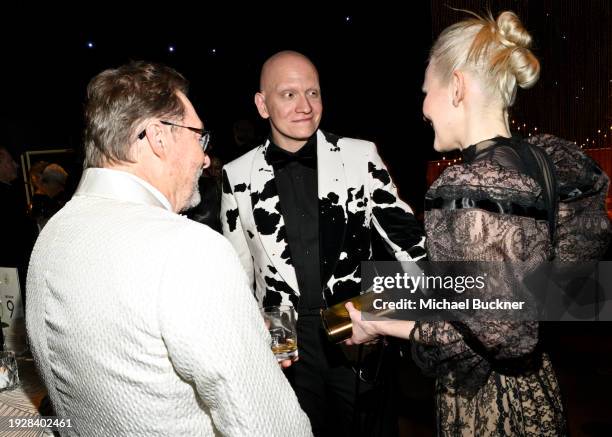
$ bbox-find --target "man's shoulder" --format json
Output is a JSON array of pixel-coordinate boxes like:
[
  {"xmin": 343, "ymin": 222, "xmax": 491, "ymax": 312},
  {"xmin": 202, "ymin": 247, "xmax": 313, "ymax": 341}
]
[
  {"xmin": 319, "ymin": 130, "xmax": 375, "ymax": 152},
  {"xmin": 52, "ymin": 195, "xmax": 224, "ymax": 244},
  {"xmin": 223, "ymin": 144, "xmax": 264, "ymax": 176},
  {"xmin": 165, "ymin": 217, "xmax": 234, "ymax": 253},
  {"xmin": 32, "ymin": 198, "xmax": 233, "ymax": 269},
  {"xmin": 133, "ymin": 206, "xmax": 229, "ymax": 248}
]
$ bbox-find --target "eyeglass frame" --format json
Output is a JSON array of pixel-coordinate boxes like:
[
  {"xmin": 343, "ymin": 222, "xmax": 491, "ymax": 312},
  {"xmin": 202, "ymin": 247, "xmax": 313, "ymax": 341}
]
[{"xmin": 137, "ymin": 120, "xmax": 210, "ymax": 152}]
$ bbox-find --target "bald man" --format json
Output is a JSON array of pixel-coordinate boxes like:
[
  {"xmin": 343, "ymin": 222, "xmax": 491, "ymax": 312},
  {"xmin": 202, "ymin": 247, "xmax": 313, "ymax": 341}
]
[{"xmin": 221, "ymin": 51, "xmax": 426, "ymax": 436}]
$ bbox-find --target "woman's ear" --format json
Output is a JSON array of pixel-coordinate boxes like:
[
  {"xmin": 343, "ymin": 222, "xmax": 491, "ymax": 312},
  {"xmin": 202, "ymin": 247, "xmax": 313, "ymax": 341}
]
[{"xmin": 451, "ymin": 70, "xmax": 466, "ymax": 107}]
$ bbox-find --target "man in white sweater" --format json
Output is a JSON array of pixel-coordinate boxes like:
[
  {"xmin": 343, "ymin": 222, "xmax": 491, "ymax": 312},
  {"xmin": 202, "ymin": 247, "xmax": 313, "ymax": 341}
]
[{"xmin": 26, "ymin": 61, "xmax": 312, "ymax": 436}]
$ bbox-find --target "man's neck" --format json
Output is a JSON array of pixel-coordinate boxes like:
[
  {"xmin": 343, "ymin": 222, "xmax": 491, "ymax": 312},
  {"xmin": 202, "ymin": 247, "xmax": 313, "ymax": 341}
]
[
  {"xmin": 103, "ymin": 163, "xmax": 177, "ymax": 212},
  {"xmin": 274, "ymin": 141, "xmax": 307, "ymax": 154},
  {"xmin": 270, "ymin": 133, "xmax": 314, "ymax": 154}
]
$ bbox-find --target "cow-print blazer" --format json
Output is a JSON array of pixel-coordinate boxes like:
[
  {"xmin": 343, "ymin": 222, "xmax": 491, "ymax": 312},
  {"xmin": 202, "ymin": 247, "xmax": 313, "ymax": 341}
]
[{"xmin": 221, "ymin": 129, "xmax": 426, "ymax": 309}]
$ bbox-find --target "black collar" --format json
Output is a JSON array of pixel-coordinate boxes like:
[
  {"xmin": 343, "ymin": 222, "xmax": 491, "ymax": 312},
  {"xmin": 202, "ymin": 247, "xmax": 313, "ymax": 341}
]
[
  {"xmin": 461, "ymin": 135, "xmax": 521, "ymax": 163},
  {"xmin": 265, "ymin": 134, "xmax": 317, "ymax": 169}
]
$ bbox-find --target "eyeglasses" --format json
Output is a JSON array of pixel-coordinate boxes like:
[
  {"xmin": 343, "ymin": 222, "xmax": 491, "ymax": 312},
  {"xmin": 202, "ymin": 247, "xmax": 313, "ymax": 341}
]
[{"xmin": 138, "ymin": 121, "xmax": 211, "ymax": 152}]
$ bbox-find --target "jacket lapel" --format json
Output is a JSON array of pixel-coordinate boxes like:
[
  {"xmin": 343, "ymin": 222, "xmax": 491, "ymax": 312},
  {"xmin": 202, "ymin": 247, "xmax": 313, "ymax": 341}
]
[
  {"xmin": 317, "ymin": 130, "xmax": 348, "ymax": 286},
  {"xmin": 250, "ymin": 140, "xmax": 300, "ymax": 293}
]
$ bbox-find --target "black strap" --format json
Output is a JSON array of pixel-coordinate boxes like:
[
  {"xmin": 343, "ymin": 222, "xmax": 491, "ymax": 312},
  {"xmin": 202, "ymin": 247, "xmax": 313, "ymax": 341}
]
[
  {"xmin": 513, "ymin": 140, "xmax": 559, "ymax": 245},
  {"xmin": 425, "ymin": 196, "xmax": 549, "ymax": 221},
  {"xmin": 486, "ymin": 136, "xmax": 558, "ymax": 245}
]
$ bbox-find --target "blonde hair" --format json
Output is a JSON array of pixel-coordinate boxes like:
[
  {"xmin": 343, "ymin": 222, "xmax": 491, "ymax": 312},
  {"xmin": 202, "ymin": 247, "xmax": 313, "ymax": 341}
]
[{"xmin": 430, "ymin": 10, "xmax": 540, "ymax": 108}]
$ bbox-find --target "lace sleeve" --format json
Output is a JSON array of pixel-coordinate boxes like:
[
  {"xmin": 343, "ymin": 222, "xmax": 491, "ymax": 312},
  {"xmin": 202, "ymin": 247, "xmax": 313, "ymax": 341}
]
[
  {"xmin": 410, "ymin": 320, "xmax": 489, "ymax": 395},
  {"xmin": 416, "ymin": 165, "xmax": 550, "ymax": 394},
  {"xmin": 410, "ymin": 318, "xmax": 540, "ymax": 396}
]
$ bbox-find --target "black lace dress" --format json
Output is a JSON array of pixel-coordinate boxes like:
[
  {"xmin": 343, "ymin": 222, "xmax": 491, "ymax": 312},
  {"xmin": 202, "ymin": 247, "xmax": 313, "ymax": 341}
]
[{"xmin": 413, "ymin": 137, "xmax": 567, "ymax": 436}]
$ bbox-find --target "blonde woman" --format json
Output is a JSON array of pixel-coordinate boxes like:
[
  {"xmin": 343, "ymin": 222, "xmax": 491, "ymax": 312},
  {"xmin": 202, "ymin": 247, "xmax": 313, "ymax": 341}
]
[{"xmin": 345, "ymin": 11, "xmax": 570, "ymax": 436}]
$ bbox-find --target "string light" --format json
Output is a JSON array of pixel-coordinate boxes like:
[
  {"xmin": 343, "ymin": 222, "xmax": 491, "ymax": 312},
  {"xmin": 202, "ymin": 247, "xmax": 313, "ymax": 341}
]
[{"xmin": 513, "ymin": 119, "xmax": 611, "ymax": 149}]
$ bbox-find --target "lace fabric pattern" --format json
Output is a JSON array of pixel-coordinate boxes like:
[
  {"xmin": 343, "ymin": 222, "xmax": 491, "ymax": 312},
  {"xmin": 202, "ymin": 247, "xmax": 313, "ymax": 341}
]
[
  {"xmin": 416, "ymin": 151, "xmax": 567, "ymax": 436},
  {"xmin": 430, "ymin": 159, "xmax": 545, "ymax": 208},
  {"xmin": 526, "ymin": 134, "xmax": 611, "ymax": 262}
]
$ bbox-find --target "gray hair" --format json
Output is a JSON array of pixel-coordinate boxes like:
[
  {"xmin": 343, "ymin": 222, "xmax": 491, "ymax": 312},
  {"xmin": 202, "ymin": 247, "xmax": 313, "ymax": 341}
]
[{"xmin": 83, "ymin": 61, "xmax": 189, "ymax": 168}]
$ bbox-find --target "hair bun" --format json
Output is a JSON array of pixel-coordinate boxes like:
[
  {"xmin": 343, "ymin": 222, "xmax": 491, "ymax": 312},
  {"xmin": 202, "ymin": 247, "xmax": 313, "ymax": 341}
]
[
  {"xmin": 496, "ymin": 11, "xmax": 540, "ymax": 88},
  {"xmin": 496, "ymin": 11, "xmax": 532, "ymax": 48}
]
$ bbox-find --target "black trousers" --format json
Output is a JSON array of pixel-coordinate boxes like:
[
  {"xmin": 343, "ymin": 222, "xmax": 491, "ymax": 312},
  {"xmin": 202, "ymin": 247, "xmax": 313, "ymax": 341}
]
[{"xmin": 285, "ymin": 314, "xmax": 398, "ymax": 437}]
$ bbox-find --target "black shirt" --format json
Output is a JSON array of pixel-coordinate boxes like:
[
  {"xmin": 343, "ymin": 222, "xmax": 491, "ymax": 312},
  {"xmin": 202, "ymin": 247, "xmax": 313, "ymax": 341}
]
[{"xmin": 266, "ymin": 135, "xmax": 323, "ymax": 314}]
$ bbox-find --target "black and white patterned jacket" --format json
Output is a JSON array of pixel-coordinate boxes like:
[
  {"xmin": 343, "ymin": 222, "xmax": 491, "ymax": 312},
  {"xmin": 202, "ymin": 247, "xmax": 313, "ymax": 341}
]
[{"xmin": 221, "ymin": 129, "xmax": 426, "ymax": 309}]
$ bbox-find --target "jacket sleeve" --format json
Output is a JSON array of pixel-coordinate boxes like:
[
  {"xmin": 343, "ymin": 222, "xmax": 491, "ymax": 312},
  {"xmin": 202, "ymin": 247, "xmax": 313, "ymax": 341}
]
[
  {"xmin": 367, "ymin": 143, "xmax": 426, "ymax": 261},
  {"xmin": 158, "ymin": 231, "xmax": 312, "ymax": 436},
  {"xmin": 220, "ymin": 167, "xmax": 255, "ymax": 287}
]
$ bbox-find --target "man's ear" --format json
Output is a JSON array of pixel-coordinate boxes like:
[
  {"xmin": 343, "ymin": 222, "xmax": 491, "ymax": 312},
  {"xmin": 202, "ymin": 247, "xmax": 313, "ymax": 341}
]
[
  {"xmin": 254, "ymin": 92, "xmax": 270, "ymax": 119},
  {"xmin": 451, "ymin": 70, "xmax": 465, "ymax": 107},
  {"xmin": 143, "ymin": 122, "xmax": 167, "ymax": 159}
]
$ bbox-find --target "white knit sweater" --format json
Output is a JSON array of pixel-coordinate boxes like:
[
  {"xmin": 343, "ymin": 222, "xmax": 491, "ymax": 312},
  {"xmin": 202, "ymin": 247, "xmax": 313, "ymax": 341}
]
[{"xmin": 26, "ymin": 168, "xmax": 312, "ymax": 436}]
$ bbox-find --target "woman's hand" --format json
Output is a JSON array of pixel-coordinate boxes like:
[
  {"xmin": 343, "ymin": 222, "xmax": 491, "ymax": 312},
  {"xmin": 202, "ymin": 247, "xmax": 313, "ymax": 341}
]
[
  {"xmin": 343, "ymin": 302, "xmax": 384, "ymax": 345},
  {"xmin": 343, "ymin": 302, "xmax": 416, "ymax": 345}
]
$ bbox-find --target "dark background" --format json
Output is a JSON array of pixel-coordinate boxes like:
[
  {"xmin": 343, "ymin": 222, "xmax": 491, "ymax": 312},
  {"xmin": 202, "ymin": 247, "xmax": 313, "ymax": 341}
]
[
  {"xmin": 0, "ymin": 4, "xmax": 434, "ymax": 211},
  {"xmin": 1, "ymin": 3, "xmax": 611, "ymax": 434},
  {"xmin": 1, "ymin": 2, "xmax": 610, "ymax": 213}
]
